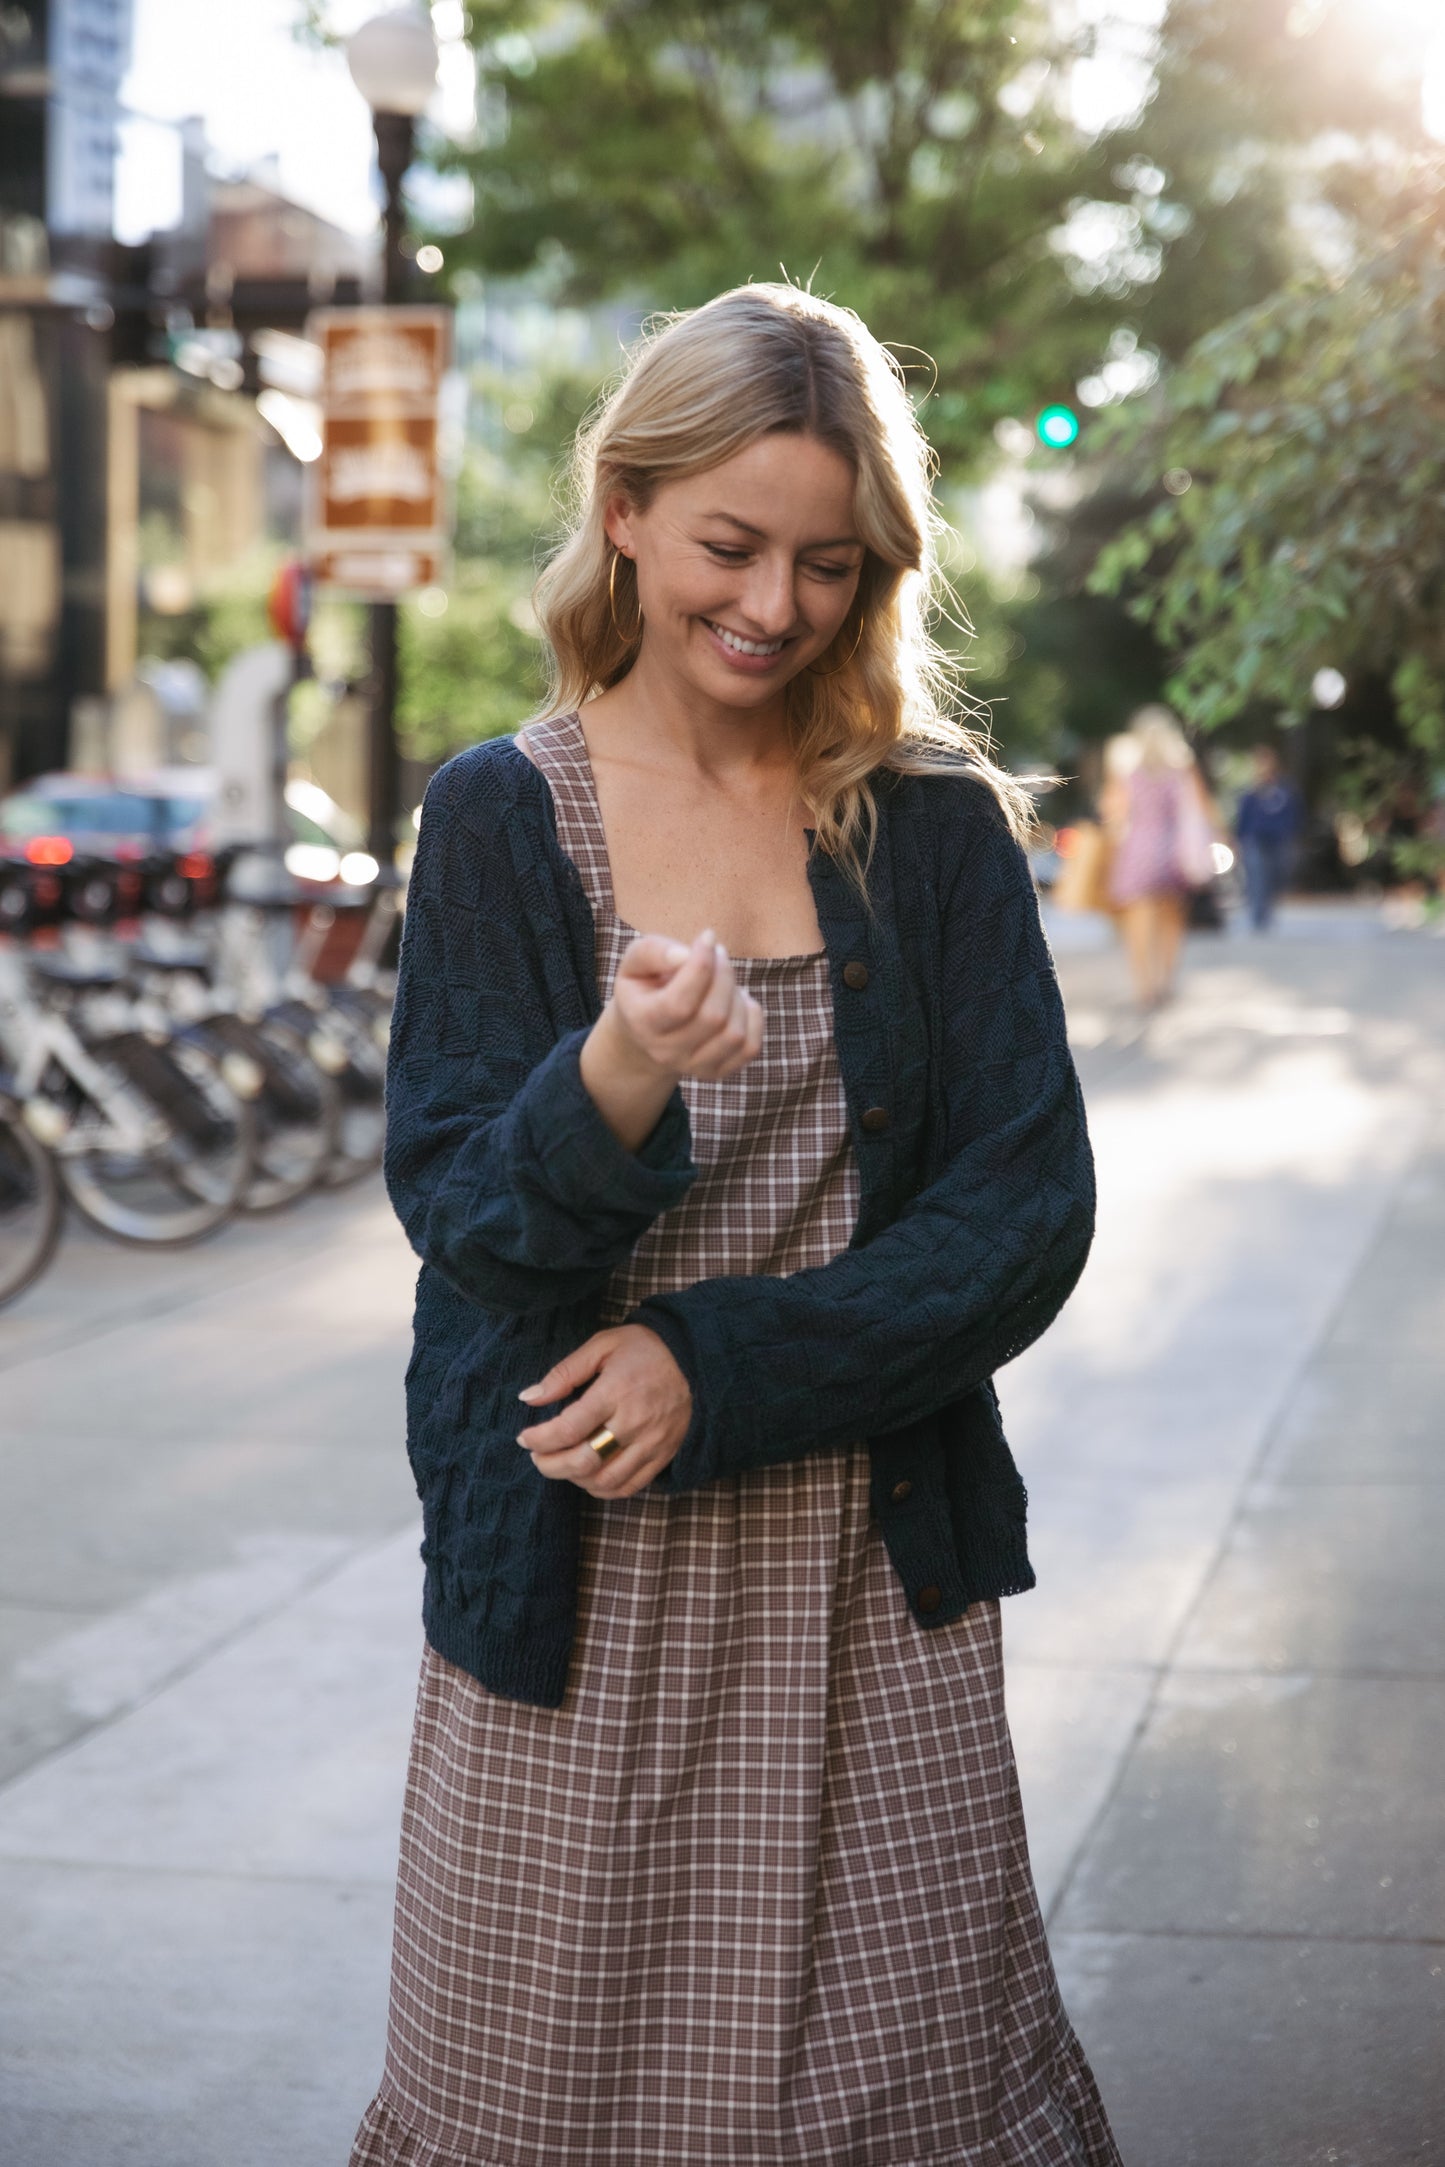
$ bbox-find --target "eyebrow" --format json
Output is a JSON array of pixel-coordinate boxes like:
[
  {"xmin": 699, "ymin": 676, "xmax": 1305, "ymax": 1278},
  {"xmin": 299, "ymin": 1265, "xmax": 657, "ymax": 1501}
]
[{"xmin": 702, "ymin": 511, "xmax": 863, "ymax": 550}]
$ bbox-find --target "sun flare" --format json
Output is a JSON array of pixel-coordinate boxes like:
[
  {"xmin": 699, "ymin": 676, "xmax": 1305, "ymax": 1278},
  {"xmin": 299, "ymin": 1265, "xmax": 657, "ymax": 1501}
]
[{"xmin": 1307, "ymin": 0, "xmax": 1445, "ymax": 140}]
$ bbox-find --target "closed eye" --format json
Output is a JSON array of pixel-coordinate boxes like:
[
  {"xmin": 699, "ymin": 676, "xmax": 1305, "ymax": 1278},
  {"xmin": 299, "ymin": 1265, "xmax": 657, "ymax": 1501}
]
[{"xmin": 703, "ymin": 543, "xmax": 751, "ymax": 564}]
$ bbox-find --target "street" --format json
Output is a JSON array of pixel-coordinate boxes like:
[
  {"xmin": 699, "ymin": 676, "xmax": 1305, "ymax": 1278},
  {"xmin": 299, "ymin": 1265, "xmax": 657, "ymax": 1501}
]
[{"xmin": 1, "ymin": 907, "xmax": 1442, "ymax": 2166}]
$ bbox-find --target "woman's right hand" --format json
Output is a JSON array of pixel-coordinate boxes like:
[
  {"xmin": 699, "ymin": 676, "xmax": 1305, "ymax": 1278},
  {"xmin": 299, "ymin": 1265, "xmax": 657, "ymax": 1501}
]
[
  {"xmin": 610, "ymin": 927, "xmax": 763, "ymax": 1081},
  {"xmin": 579, "ymin": 928, "xmax": 763, "ymax": 1152}
]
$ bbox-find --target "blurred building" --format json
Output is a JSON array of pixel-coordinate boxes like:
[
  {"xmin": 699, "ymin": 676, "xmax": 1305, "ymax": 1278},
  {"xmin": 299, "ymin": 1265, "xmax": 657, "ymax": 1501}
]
[{"xmin": 0, "ymin": 1, "xmax": 371, "ymax": 789}]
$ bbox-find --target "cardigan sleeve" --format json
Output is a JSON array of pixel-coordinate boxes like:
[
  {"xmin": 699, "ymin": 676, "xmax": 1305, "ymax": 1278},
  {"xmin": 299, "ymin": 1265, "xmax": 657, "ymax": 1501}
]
[
  {"xmin": 383, "ymin": 754, "xmax": 697, "ymax": 1313},
  {"xmin": 634, "ymin": 792, "xmax": 1094, "ymax": 1489}
]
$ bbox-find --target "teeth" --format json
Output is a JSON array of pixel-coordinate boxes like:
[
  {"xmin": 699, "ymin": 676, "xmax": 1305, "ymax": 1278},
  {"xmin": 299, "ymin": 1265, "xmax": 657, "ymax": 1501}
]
[{"xmin": 709, "ymin": 621, "xmax": 784, "ymax": 657}]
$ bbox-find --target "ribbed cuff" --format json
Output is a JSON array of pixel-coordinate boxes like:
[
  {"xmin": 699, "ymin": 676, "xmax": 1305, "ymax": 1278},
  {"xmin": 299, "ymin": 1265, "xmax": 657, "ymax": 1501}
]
[{"xmin": 522, "ymin": 1028, "xmax": 696, "ymax": 1221}]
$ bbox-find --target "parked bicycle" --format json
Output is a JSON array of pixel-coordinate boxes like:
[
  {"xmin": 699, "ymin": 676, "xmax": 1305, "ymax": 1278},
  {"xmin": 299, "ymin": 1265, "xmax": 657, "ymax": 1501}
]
[
  {"xmin": 0, "ymin": 860, "xmax": 401, "ymax": 1305},
  {"xmin": 0, "ymin": 946, "xmax": 257, "ymax": 1247},
  {"xmin": 0, "ymin": 1073, "xmax": 63, "ymax": 1309}
]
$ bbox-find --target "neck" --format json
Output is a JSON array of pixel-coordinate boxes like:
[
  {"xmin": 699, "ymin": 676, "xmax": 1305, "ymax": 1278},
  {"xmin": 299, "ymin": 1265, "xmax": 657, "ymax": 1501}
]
[{"xmin": 588, "ymin": 636, "xmax": 797, "ymax": 785}]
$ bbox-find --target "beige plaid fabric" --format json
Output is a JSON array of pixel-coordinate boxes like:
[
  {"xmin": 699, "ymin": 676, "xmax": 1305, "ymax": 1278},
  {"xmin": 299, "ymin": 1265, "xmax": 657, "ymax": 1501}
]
[{"xmin": 351, "ymin": 712, "xmax": 1120, "ymax": 2167}]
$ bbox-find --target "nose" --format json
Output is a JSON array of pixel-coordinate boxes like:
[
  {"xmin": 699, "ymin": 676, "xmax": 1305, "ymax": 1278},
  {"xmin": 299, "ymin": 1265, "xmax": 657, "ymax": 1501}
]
[{"xmin": 738, "ymin": 554, "xmax": 798, "ymax": 637}]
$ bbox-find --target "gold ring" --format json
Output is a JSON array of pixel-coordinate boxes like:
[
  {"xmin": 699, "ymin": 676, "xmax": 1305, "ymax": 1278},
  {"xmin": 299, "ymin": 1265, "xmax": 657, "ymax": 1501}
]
[{"xmin": 583, "ymin": 1425, "xmax": 624, "ymax": 1463}]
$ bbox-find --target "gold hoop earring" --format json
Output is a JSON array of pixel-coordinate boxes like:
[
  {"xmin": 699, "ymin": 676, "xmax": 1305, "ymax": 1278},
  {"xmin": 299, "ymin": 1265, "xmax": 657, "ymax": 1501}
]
[
  {"xmin": 608, "ymin": 550, "xmax": 643, "ymax": 643},
  {"xmin": 805, "ymin": 613, "xmax": 865, "ymax": 678}
]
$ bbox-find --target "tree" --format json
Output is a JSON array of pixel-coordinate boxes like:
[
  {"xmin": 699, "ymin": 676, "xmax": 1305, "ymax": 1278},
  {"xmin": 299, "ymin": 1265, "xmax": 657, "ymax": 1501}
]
[
  {"xmin": 449, "ymin": 0, "xmax": 1141, "ymax": 464},
  {"xmin": 1106, "ymin": 0, "xmax": 1425, "ymax": 367},
  {"xmin": 1089, "ymin": 159, "xmax": 1445, "ymax": 763},
  {"xmin": 1013, "ymin": 0, "xmax": 1436, "ymax": 765}
]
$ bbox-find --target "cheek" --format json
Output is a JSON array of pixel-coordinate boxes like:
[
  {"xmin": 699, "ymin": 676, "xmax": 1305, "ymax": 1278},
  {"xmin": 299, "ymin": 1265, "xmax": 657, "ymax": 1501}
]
[
  {"xmin": 643, "ymin": 558, "xmax": 725, "ymax": 623},
  {"xmin": 814, "ymin": 579, "xmax": 859, "ymax": 630}
]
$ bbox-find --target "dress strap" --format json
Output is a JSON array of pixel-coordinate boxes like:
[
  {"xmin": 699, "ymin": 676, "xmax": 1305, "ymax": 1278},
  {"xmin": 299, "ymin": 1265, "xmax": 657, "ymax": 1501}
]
[{"xmin": 519, "ymin": 711, "xmax": 618, "ymax": 923}]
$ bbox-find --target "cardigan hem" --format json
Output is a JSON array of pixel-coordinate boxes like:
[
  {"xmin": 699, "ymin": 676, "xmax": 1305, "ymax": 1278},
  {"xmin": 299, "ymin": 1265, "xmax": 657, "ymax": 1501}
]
[{"xmin": 422, "ymin": 1585, "xmax": 572, "ymax": 1710}]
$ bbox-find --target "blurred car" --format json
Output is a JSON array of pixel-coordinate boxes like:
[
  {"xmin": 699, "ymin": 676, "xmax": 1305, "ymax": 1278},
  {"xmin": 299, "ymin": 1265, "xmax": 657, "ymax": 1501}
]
[
  {"xmin": 0, "ymin": 774, "xmax": 218, "ymax": 930},
  {"xmin": 0, "ymin": 770, "xmax": 374, "ymax": 932}
]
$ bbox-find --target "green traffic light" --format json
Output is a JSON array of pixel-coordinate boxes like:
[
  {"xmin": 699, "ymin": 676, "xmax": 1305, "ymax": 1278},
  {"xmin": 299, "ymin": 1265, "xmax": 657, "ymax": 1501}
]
[{"xmin": 1036, "ymin": 404, "xmax": 1080, "ymax": 449}]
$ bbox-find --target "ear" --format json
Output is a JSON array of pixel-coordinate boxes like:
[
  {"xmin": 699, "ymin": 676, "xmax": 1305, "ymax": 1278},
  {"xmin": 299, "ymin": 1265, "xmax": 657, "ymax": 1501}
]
[{"xmin": 603, "ymin": 494, "xmax": 637, "ymax": 557}]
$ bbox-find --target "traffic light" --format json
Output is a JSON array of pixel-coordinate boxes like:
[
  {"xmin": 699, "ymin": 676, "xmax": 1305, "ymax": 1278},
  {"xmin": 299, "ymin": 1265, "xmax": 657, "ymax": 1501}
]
[{"xmin": 1035, "ymin": 404, "xmax": 1080, "ymax": 450}]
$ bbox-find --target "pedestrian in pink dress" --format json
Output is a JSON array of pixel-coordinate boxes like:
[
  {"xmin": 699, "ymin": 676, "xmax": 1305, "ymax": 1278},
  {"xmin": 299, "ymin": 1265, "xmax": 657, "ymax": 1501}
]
[
  {"xmin": 1102, "ymin": 706, "xmax": 1216, "ymax": 1011},
  {"xmin": 352, "ymin": 284, "xmax": 1121, "ymax": 2167}
]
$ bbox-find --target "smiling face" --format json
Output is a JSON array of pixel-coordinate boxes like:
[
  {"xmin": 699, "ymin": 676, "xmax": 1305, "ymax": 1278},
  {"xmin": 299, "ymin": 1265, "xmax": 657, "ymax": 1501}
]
[{"xmin": 604, "ymin": 433, "xmax": 866, "ymax": 709}]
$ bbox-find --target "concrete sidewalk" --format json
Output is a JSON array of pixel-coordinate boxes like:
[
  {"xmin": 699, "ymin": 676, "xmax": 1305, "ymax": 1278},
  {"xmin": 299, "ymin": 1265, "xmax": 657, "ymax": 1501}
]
[{"xmin": 0, "ymin": 917, "xmax": 1442, "ymax": 2165}]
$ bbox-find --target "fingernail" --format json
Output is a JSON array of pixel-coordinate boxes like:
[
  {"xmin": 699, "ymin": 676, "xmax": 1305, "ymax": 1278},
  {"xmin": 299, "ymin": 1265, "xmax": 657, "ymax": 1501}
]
[
  {"xmin": 518, "ymin": 1386, "xmax": 543, "ymax": 1403},
  {"xmin": 697, "ymin": 927, "xmax": 715, "ymax": 946}
]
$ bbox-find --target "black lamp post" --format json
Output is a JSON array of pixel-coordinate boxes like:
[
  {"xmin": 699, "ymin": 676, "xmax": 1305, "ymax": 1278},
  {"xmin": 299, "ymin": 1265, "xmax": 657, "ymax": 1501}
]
[{"xmin": 347, "ymin": 8, "xmax": 439, "ymax": 869}]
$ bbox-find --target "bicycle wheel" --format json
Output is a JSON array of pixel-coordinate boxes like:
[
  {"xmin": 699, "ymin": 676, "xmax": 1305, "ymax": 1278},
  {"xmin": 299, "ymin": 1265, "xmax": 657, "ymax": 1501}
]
[
  {"xmin": 199, "ymin": 1014, "xmax": 339, "ymax": 1213},
  {"xmin": 0, "ymin": 1105, "xmax": 63, "ymax": 1308},
  {"xmin": 56, "ymin": 1031, "xmax": 254, "ymax": 1246},
  {"xmin": 270, "ymin": 999, "xmax": 384, "ymax": 1190}
]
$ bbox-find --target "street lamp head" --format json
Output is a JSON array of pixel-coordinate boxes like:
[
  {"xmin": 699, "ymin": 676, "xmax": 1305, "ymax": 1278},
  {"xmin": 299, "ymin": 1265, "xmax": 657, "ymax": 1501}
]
[{"xmin": 347, "ymin": 8, "xmax": 439, "ymax": 117}]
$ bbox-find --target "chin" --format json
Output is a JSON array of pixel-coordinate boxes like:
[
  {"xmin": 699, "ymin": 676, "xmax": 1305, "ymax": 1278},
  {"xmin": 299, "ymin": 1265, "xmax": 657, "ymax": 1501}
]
[{"xmin": 700, "ymin": 664, "xmax": 799, "ymax": 709}]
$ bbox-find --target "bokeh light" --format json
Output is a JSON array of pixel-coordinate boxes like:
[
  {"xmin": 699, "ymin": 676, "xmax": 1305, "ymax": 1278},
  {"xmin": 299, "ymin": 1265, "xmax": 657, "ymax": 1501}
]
[{"xmin": 1036, "ymin": 405, "xmax": 1081, "ymax": 450}]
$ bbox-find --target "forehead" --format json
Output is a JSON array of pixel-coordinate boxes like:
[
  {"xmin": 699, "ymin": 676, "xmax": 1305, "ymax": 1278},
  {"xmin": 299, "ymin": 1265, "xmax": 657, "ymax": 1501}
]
[{"xmin": 663, "ymin": 433, "xmax": 859, "ymax": 539}]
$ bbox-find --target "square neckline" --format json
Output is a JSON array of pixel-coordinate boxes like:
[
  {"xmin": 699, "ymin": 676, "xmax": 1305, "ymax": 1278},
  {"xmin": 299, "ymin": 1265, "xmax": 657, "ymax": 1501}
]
[{"xmin": 518, "ymin": 712, "xmax": 831, "ymax": 970}]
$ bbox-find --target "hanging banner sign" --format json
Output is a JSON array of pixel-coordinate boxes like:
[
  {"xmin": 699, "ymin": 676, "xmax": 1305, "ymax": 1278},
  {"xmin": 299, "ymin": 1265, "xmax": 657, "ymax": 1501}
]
[{"xmin": 306, "ymin": 305, "xmax": 452, "ymax": 598}]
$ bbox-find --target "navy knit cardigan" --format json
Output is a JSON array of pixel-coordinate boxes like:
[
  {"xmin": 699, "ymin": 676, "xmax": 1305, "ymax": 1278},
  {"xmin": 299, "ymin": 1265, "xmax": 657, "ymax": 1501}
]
[{"xmin": 385, "ymin": 733, "xmax": 1095, "ymax": 1708}]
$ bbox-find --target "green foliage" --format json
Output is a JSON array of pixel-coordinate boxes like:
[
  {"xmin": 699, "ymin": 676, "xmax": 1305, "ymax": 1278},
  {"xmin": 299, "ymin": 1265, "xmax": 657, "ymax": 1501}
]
[
  {"xmin": 1107, "ymin": 0, "xmax": 1426, "ymax": 365},
  {"xmin": 1331, "ymin": 733, "xmax": 1445, "ymax": 888},
  {"xmin": 396, "ymin": 561, "xmax": 549, "ymax": 760},
  {"xmin": 1089, "ymin": 161, "xmax": 1445, "ymax": 772},
  {"xmin": 1016, "ymin": 0, "xmax": 1437, "ymax": 768},
  {"xmin": 444, "ymin": 0, "xmax": 1139, "ymax": 468}
]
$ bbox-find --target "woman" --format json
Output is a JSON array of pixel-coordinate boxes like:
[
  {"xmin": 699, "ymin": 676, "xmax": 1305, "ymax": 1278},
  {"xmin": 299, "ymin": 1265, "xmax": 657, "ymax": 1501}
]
[
  {"xmin": 1101, "ymin": 706, "xmax": 1214, "ymax": 1012},
  {"xmin": 352, "ymin": 285, "xmax": 1119, "ymax": 2167}
]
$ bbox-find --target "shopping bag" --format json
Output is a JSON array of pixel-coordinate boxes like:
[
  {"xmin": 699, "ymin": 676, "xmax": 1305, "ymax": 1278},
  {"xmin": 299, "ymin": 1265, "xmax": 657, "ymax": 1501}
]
[{"xmin": 1054, "ymin": 820, "xmax": 1117, "ymax": 914}]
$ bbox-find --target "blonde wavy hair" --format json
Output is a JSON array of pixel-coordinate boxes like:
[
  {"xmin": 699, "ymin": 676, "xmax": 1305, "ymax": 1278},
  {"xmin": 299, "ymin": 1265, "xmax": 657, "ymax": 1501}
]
[{"xmin": 532, "ymin": 283, "xmax": 1032, "ymax": 889}]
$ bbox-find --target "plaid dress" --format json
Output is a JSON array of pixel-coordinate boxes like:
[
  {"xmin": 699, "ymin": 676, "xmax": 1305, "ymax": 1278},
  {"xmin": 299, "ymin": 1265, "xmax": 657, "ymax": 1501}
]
[{"xmin": 351, "ymin": 712, "xmax": 1120, "ymax": 2167}]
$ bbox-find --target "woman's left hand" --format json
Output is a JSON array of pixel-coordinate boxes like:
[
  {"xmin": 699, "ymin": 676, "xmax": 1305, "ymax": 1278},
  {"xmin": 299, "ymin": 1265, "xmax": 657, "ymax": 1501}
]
[{"xmin": 516, "ymin": 1324, "xmax": 692, "ymax": 1497}]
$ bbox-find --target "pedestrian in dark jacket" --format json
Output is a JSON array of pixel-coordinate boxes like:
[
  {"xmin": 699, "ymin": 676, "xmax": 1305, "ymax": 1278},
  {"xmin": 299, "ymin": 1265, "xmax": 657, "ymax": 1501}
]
[
  {"xmin": 352, "ymin": 283, "xmax": 1121, "ymax": 2167},
  {"xmin": 1236, "ymin": 745, "xmax": 1303, "ymax": 930}
]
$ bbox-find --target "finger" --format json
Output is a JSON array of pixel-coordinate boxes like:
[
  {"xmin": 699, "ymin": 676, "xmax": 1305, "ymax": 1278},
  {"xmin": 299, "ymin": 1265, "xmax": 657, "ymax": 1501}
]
[
  {"xmin": 517, "ymin": 1333, "xmax": 616, "ymax": 1409},
  {"xmin": 534, "ymin": 1437, "xmax": 667, "ymax": 1498},
  {"xmin": 716, "ymin": 990, "xmax": 764, "ymax": 1076},
  {"xmin": 645, "ymin": 930, "xmax": 724, "ymax": 1032},
  {"xmin": 517, "ymin": 1375, "xmax": 613, "ymax": 1455},
  {"xmin": 530, "ymin": 1436, "xmax": 654, "ymax": 1493},
  {"xmin": 692, "ymin": 985, "xmax": 758, "ymax": 1076},
  {"xmin": 656, "ymin": 939, "xmax": 734, "ymax": 1048},
  {"xmin": 616, "ymin": 932, "xmax": 691, "ymax": 983}
]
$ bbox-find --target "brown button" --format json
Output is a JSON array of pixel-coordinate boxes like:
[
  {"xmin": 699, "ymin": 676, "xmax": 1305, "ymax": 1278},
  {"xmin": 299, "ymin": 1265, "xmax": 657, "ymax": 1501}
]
[
  {"xmin": 842, "ymin": 960, "xmax": 870, "ymax": 990},
  {"xmin": 916, "ymin": 1584, "xmax": 942, "ymax": 1614},
  {"xmin": 890, "ymin": 1479, "xmax": 913, "ymax": 1504},
  {"xmin": 861, "ymin": 1106, "xmax": 890, "ymax": 1134}
]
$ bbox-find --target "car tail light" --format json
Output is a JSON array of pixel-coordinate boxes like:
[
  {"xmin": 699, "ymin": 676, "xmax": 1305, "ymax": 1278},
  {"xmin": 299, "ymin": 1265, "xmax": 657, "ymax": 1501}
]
[
  {"xmin": 24, "ymin": 837, "xmax": 73, "ymax": 866},
  {"xmin": 177, "ymin": 851, "xmax": 213, "ymax": 880}
]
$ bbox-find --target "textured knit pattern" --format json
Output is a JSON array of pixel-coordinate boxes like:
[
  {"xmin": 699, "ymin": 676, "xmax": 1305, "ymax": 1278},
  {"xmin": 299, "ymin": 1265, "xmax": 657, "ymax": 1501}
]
[
  {"xmin": 350, "ymin": 714, "xmax": 1120, "ymax": 2167},
  {"xmin": 382, "ymin": 730, "xmax": 1095, "ymax": 1706}
]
